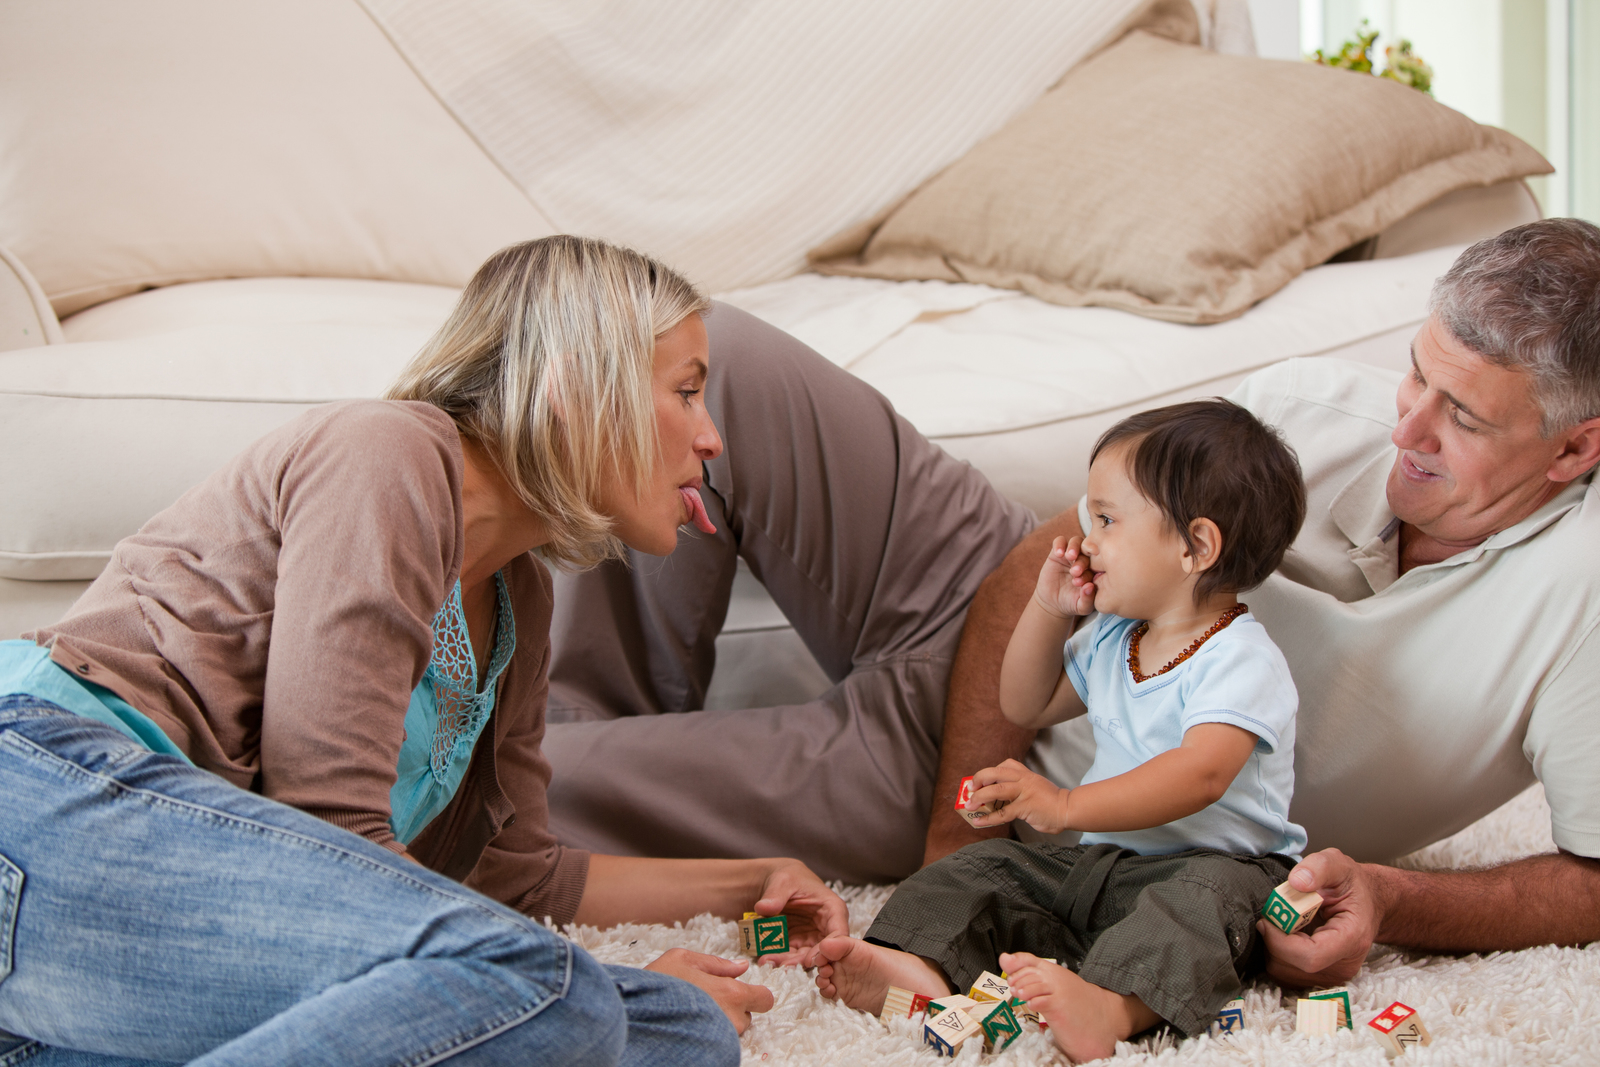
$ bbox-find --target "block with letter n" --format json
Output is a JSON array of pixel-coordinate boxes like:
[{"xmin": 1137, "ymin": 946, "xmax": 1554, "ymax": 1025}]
[
  {"xmin": 1368, "ymin": 1000, "xmax": 1432, "ymax": 1057},
  {"xmin": 736, "ymin": 912, "xmax": 789, "ymax": 957},
  {"xmin": 974, "ymin": 998, "xmax": 1022, "ymax": 1052}
]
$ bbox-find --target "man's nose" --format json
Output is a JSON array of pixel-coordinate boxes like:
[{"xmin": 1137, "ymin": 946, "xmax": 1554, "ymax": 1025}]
[{"xmin": 1392, "ymin": 398, "xmax": 1438, "ymax": 453}]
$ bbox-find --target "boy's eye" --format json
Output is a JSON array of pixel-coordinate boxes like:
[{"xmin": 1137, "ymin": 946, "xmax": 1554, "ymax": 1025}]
[{"xmin": 1097, "ymin": 513, "xmax": 1113, "ymax": 528}]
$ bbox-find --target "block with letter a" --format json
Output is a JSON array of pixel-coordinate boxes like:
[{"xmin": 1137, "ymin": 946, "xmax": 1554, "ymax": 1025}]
[{"xmin": 923, "ymin": 1008, "xmax": 981, "ymax": 1057}]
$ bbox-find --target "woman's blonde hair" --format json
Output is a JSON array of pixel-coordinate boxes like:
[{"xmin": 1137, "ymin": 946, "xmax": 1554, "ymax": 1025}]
[{"xmin": 387, "ymin": 235, "xmax": 709, "ymax": 567}]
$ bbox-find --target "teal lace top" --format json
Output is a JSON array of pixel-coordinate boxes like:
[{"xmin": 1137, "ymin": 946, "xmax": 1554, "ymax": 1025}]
[{"xmin": 389, "ymin": 572, "xmax": 517, "ymax": 844}]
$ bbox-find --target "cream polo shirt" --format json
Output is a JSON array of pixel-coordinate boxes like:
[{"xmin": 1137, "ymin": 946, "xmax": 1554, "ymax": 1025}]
[{"xmin": 1030, "ymin": 357, "xmax": 1600, "ymax": 863}]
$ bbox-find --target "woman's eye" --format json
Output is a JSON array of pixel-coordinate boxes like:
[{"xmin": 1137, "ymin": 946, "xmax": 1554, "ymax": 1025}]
[{"xmin": 679, "ymin": 389, "xmax": 701, "ymax": 403}]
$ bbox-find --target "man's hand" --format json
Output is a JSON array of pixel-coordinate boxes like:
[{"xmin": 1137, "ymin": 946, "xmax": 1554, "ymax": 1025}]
[
  {"xmin": 1256, "ymin": 848, "xmax": 1381, "ymax": 987},
  {"xmin": 968, "ymin": 758, "xmax": 1071, "ymax": 835},
  {"xmin": 749, "ymin": 858, "xmax": 850, "ymax": 964},
  {"xmin": 1035, "ymin": 536, "xmax": 1097, "ymax": 618},
  {"xmin": 645, "ymin": 948, "xmax": 775, "ymax": 1034}
]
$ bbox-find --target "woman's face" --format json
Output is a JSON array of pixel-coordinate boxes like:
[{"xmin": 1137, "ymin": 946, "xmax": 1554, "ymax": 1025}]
[{"xmin": 597, "ymin": 314, "xmax": 724, "ymax": 555}]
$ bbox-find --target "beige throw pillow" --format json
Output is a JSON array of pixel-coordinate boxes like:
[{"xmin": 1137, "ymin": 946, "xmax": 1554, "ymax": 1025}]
[{"xmin": 813, "ymin": 32, "xmax": 1552, "ymax": 324}]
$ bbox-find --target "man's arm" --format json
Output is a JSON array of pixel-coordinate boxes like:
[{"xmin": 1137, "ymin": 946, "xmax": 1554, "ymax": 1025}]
[
  {"xmin": 1259, "ymin": 847, "xmax": 1600, "ymax": 987},
  {"xmin": 922, "ymin": 510, "xmax": 1082, "ymax": 867}
]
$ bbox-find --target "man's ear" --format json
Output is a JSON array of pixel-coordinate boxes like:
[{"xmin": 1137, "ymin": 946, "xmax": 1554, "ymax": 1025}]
[
  {"xmin": 1181, "ymin": 517, "xmax": 1224, "ymax": 575},
  {"xmin": 1549, "ymin": 416, "xmax": 1600, "ymax": 483}
]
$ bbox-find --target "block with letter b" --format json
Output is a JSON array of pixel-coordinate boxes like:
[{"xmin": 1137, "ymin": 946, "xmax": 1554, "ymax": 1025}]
[{"xmin": 1261, "ymin": 880, "xmax": 1323, "ymax": 934}]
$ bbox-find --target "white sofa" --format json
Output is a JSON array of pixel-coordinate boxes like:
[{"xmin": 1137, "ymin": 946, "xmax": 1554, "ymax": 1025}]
[{"xmin": 0, "ymin": 0, "xmax": 1541, "ymax": 706}]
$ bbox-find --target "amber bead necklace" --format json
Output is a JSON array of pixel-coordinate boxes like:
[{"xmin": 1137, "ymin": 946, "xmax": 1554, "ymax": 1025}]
[{"xmin": 1127, "ymin": 603, "xmax": 1248, "ymax": 683}]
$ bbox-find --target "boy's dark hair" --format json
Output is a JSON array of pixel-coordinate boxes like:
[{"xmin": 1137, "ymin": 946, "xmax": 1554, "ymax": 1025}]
[{"xmin": 1091, "ymin": 399, "xmax": 1306, "ymax": 603}]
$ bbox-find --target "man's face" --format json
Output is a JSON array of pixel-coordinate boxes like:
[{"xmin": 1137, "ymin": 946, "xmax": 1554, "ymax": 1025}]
[{"xmin": 1387, "ymin": 315, "xmax": 1569, "ymax": 545}]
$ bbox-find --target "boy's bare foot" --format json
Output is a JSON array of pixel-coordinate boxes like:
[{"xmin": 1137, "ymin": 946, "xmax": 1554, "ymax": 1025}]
[
  {"xmin": 809, "ymin": 937, "xmax": 953, "ymax": 1014},
  {"xmin": 1001, "ymin": 952, "xmax": 1160, "ymax": 1063}
]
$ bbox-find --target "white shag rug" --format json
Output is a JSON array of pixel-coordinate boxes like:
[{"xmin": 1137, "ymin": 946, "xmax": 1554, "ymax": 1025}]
[{"xmin": 562, "ymin": 784, "xmax": 1600, "ymax": 1065}]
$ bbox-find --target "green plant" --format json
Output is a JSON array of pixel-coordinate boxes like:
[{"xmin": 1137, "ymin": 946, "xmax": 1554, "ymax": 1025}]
[{"xmin": 1310, "ymin": 20, "xmax": 1434, "ymax": 95}]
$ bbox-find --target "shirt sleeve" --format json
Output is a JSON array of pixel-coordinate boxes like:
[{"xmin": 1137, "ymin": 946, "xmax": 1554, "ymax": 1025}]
[
  {"xmin": 257, "ymin": 404, "xmax": 462, "ymax": 852},
  {"xmin": 1523, "ymin": 618, "xmax": 1600, "ymax": 858},
  {"xmin": 1063, "ymin": 612, "xmax": 1104, "ymax": 704},
  {"xmin": 463, "ymin": 560, "xmax": 591, "ymax": 925},
  {"xmin": 1177, "ymin": 628, "xmax": 1298, "ymax": 754}
]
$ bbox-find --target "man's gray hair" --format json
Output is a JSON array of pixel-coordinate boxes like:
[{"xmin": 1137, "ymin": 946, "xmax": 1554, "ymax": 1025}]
[{"xmin": 1429, "ymin": 217, "xmax": 1600, "ymax": 436}]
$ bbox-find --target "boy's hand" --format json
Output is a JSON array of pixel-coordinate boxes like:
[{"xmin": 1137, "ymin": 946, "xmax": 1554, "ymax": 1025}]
[
  {"xmin": 967, "ymin": 758, "xmax": 1072, "ymax": 835},
  {"xmin": 1034, "ymin": 536, "xmax": 1096, "ymax": 618}
]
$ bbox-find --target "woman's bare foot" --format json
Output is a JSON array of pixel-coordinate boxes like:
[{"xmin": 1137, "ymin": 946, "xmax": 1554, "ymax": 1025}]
[
  {"xmin": 809, "ymin": 937, "xmax": 953, "ymax": 1014},
  {"xmin": 1001, "ymin": 952, "xmax": 1160, "ymax": 1063}
]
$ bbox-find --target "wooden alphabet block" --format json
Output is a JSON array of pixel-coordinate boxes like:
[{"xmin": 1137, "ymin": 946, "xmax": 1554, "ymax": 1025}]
[
  {"xmin": 910, "ymin": 992, "xmax": 932, "ymax": 1016},
  {"xmin": 927, "ymin": 994, "xmax": 978, "ymax": 1016},
  {"xmin": 955, "ymin": 775, "xmax": 998, "ymax": 825},
  {"xmin": 880, "ymin": 985, "xmax": 916, "ymax": 1022},
  {"xmin": 1008, "ymin": 995, "xmax": 1042, "ymax": 1027},
  {"xmin": 1368, "ymin": 1001, "xmax": 1432, "ymax": 1057},
  {"xmin": 1262, "ymin": 880, "xmax": 1323, "ymax": 934},
  {"xmin": 736, "ymin": 912, "xmax": 789, "ymax": 957},
  {"xmin": 923, "ymin": 1008, "xmax": 981, "ymax": 1057},
  {"xmin": 974, "ymin": 998, "xmax": 1023, "ymax": 1052},
  {"xmin": 1296, "ymin": 997, "xmax": 1341, "ymax": 1036},
  {"xmin": 1306, "ymin": 986, "xmax": 1352, "ymax": 1029},
  {"xmin": 1213, "ymin": 997, "xmax": 1245, "ymax": 1034},
  {"xmin": 968, "ymin": 970, "xmax": 1011, "ymax": 1004}
]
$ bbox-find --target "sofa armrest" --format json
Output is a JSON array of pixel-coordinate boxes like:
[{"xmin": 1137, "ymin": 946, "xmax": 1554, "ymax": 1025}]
[{"xmin": 0, "ymin": 245, "xmax": 63, "ymax": 351}]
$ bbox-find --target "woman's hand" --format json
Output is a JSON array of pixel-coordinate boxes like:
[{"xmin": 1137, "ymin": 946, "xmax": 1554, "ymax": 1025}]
[
  {"xmin": 1034, "ymin": 536, "xmax": 1096, "ymax": 619},
  {"xmin": 644, "ymin": 948, "xmax": 775, "ymax": 1034},
  {"xmin": 967, "ymin": 759, "xmax": 1072, "ymax": 835},
  {"xmin": 749, "ymin": 859, "xmax": 851, "ymax": 964}
]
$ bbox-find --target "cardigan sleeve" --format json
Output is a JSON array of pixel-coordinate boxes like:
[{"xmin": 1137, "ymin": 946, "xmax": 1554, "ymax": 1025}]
[
  {"xmin": 256, "ymin": 403, "xmax": 464, "ymax": 851},
  {"xmin": 462, "ymin": 557, "xmax": 591, "ymax": 924}
]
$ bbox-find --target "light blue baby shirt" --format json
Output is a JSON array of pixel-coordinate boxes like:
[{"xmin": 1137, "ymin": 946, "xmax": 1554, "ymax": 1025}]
[{"xmin": 1064, "ymin": 612, "xmax": 1308, "ymax": 860}]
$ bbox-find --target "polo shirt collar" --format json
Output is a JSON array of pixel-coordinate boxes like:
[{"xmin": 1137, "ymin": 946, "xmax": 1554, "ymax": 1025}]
[
  {"xmin": 1329, "ymin": 447, "xmax": 1402, "ymax": 593},
  {"xmin": 1327, "ymin": 445, "xmax": 1595, "ymax": 594}
]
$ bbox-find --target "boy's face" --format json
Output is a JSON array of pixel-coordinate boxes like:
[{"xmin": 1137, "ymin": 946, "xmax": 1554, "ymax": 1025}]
[{"xmin": 1080, "ymin": 442, "xmax": 1195, "ymax": 620}]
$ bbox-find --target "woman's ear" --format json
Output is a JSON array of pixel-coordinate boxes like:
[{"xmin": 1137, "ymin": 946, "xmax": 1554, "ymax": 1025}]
[{"xmin": 1181, "ymin": 517, "xmax": 1224, "ymax": 575}]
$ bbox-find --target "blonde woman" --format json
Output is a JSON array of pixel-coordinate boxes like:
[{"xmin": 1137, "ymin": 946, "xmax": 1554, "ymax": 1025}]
[{"xmin": 0, "ymin": 237, "xmax": 844, "ymax": 1066}]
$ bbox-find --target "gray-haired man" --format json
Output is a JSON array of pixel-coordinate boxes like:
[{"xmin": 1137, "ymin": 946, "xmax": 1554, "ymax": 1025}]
[{"xmin": 928, "ymin": 217, "xmax": 1600, "ymax": 981}]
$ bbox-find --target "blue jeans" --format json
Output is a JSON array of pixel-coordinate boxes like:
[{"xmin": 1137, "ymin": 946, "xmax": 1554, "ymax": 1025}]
[{"xmin": 0, "ymin": 697, "xmax": 738, "ymax": 1066}]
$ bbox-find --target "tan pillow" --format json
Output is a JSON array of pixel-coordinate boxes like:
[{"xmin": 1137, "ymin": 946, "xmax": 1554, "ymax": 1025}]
[{"xmin": 812, "ymin": 32, "xmax": 1552, "ymax": 324}]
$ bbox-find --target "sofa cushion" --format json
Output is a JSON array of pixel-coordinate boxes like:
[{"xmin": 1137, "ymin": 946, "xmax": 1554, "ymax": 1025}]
[
  {"xmin": 358, "ymin": 0, "xmax": 1197, "ymax": 292},
  {"xmin": 0, "ymin": 0, "xmax": 554, "ymax": 316},
  {"xmin": 812, "ymin": 32, "xmax": 1551, "ymax": 324}
]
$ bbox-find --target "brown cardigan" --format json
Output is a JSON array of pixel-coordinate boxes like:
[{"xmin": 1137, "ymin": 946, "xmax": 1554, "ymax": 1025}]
[{"xmin": 29, "ymin": 400, "xmax": 590, "ymax": 923}]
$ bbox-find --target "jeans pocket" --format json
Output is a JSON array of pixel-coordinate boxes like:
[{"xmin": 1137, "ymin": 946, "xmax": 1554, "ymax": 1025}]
[{"xmin": 0, "ymin": 853, "xmax": 21, "ymax": 987}]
